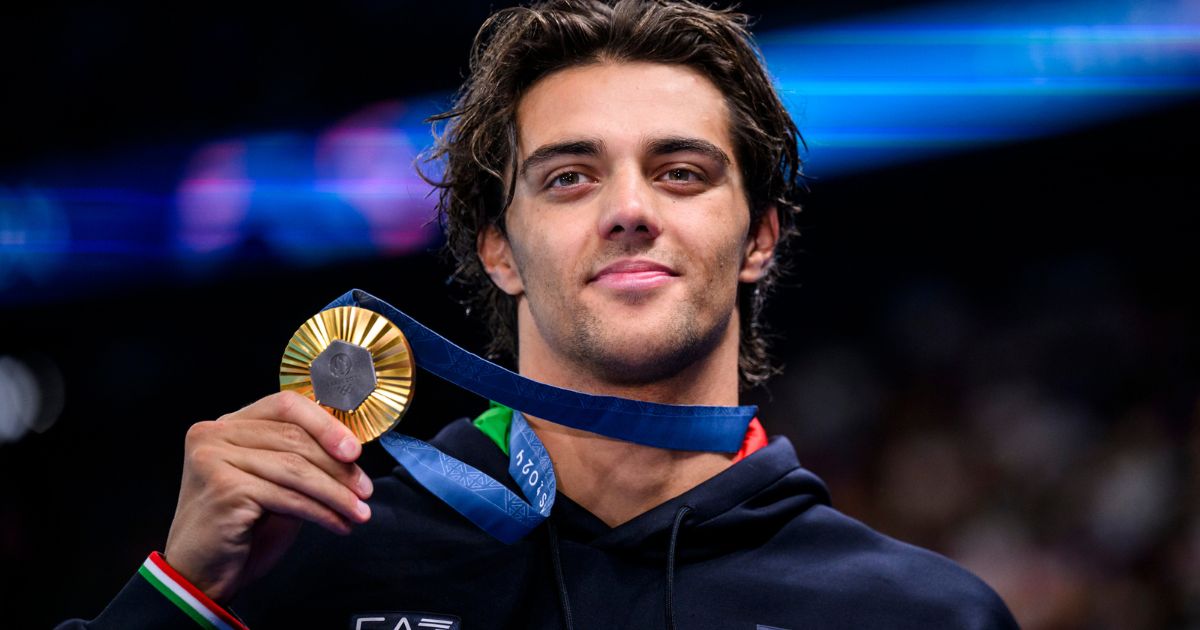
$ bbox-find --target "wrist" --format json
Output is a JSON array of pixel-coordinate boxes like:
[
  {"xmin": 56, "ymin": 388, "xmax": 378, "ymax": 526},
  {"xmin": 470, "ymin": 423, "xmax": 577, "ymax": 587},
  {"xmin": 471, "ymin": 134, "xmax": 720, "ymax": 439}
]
[{"xmin": 138, "ymin": 552, "xmax": 248, "ymax": 630}]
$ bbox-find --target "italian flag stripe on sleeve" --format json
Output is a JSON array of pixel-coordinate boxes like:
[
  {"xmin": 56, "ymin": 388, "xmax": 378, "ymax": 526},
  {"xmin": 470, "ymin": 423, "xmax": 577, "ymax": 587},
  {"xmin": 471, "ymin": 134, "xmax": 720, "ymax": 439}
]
[{"xmin": 137, "ymin": 552, "xmax": 248, "ymax": 630}]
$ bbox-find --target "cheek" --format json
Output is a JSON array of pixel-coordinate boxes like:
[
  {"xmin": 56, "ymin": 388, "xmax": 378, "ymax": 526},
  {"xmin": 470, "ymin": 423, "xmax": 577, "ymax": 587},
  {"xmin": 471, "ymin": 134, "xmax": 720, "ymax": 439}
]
[
  {"xmin": 682, "ymin": 231, "xmax": 746, "ymax": 320},
  {"xmin": 692, "ymin": 213, "xmax": 749, "ymax": 283},
  {"xmin": 507, "ymin": 222, "xmax": 578, "ymax": 296}
]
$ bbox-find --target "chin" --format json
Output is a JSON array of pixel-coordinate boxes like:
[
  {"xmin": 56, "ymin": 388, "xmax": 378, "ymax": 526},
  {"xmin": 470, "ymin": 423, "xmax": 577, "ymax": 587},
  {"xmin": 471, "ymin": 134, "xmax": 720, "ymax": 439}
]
[{"xmin": 569, "ymin": 313, "xmax": 730, "ymax": 386}]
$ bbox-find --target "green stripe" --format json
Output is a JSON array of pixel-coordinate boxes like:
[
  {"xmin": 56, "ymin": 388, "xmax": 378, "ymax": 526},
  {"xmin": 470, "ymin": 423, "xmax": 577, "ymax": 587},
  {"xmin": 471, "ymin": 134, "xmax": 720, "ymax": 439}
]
[
  {"xmin": 472, "ymin": 401, "xmax": 513, "ymax": 456},
  {"xmin": 138, "ymin": 564, "xmax": 218, "ymax": 630}
]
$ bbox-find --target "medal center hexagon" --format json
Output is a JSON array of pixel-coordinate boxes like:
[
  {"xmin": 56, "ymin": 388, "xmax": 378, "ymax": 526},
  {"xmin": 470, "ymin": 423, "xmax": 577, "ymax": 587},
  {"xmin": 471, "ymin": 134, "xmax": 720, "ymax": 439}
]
[{"xmin": 310, "ymin": 340, "xmax": 377, "ymax": 412}]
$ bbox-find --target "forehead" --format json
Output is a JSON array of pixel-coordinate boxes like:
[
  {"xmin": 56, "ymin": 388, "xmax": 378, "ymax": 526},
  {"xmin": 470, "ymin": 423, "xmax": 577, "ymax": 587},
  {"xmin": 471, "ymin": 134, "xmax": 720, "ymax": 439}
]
[{"xmin": 515, "ymin": 61, "xmax": 734, "ymax": 158}]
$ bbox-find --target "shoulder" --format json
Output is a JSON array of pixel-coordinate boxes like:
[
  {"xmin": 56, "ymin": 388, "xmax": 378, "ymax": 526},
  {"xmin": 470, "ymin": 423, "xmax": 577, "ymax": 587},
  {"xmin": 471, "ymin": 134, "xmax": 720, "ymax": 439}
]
[{"xmin": 786, "ymin": 504, "xmax": 1018, "ymax": 628}]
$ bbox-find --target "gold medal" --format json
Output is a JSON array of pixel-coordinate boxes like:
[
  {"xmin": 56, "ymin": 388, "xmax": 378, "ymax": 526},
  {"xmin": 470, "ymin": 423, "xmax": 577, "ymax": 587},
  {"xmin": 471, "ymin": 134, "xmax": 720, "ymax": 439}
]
[{"xmin": 279, "ymin": 306, "xmax": 414, "ymax": 443}]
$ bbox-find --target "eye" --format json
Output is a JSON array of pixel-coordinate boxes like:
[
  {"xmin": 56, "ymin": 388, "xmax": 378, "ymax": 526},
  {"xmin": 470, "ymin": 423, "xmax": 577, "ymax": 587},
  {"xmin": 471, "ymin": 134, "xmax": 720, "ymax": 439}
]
[
  {"xmin": 660, "ymin": 168, "xmax": 704, "ymax": 183},
  {"xmin": 546, "ymin": 171, "xmax": 594, "ymax": 189}
]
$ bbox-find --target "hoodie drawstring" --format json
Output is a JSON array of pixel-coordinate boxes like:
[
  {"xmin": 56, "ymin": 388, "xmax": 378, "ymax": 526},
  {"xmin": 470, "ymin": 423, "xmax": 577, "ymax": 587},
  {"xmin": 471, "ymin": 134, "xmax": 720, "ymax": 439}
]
[
  {"xmin": 547, "ymin": 504, "xmax": 692, "ymax": 630},
  {"xmin": 547, "ymin": 520, "xmax": 576, "ymax": 630},
  {"xmin": 666, "ymin": 504, "xmax": 692, "ymax": 630}
]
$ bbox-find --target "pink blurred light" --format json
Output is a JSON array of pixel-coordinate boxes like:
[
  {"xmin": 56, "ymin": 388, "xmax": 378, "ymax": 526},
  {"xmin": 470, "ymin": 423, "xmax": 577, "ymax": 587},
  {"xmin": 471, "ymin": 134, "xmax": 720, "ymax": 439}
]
[
  {"xmin": 315, "ymin": 100, "xmax": 439, "ymax": 255},
  {"xmin": 175, "ymin": 140, "xmax": 252, "ymax": 255}
]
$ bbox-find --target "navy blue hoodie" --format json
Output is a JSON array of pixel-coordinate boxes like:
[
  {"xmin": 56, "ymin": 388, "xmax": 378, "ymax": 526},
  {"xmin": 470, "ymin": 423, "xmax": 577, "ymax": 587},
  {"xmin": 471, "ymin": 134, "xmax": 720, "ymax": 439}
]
[{"xmin": 62, "ymin": 418, "xmax": 1018, "ymax": 629}]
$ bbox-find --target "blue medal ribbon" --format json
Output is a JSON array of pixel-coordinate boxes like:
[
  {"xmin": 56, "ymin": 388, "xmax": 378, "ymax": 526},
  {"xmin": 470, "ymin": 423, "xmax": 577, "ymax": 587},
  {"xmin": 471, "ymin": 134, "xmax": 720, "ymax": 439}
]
[
  {"xmin": 321, "ymin": 288, "xmax": 755, "ymax": 543},
  {"xmin": 324, "ymin": 288, "xmax": 755, "ymax": 452},
  {"xmin": 377, "ymin": 410, "xmax": 554, "ymax": 544}
]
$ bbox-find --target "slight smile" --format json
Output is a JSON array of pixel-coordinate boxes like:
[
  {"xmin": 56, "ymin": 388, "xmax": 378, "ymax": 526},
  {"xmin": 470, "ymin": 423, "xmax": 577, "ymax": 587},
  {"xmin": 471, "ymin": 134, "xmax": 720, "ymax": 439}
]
[{"xmin": 589, "ymin": 259, "xmax": 679, "ymax": 291}]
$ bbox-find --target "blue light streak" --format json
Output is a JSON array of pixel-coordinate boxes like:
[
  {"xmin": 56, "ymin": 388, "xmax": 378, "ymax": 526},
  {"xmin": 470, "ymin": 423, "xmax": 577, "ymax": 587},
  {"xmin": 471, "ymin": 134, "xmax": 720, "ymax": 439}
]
[{"xmin": 760, "ymin": 0, "xmax": 1200, "ymax": 174}]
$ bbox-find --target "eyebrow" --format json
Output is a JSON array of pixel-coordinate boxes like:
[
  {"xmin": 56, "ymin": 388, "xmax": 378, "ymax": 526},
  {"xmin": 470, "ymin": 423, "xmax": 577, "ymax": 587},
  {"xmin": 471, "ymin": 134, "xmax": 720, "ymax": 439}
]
[
  {"xmin": 519, "ymin": 139, "xmax": 605, "ymax": 178},
  {"xmin": 646, "ymin": 136, "xmax": 732, "ymax": 165}
]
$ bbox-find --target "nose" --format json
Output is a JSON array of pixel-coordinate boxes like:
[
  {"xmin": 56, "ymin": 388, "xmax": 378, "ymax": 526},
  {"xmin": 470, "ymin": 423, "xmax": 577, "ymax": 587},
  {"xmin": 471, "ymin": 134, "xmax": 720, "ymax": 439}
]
[{"xmin": 597, "ymin": 166, "xmax": 662, "ymax": 242}]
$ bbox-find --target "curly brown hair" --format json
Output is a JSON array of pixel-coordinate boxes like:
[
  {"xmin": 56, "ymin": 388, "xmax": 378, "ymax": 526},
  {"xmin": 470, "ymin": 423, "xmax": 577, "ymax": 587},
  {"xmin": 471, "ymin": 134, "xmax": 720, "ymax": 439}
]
[{"xmin": 421, "ymin": 0, "xmax": 804, "ymax": 388}]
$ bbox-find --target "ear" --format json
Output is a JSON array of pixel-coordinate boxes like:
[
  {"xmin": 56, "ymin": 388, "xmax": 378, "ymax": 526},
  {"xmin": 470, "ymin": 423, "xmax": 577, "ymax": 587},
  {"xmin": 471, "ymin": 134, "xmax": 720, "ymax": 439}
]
[
  {"xmin": 739, "ymin": 207, "xmax": 780, "ymax": 283},
  {"xmin": 478, "ymin": 225, "xmax": 525, "ymax": 296}
]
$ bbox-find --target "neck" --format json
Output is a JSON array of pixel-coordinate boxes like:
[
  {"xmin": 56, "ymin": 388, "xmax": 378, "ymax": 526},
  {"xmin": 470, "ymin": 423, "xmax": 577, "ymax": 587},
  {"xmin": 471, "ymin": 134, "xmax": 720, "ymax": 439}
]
[
  {"xmin": 516, "ymin": 312, "xmax": 741, "ymax": 527},
  {"xmin": 522, "ymin": 416, "xmax": 735, "ymax": 526}
]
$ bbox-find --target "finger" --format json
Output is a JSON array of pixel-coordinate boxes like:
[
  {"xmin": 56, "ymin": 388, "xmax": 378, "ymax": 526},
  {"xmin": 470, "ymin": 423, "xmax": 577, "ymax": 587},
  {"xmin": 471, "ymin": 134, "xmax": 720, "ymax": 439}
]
[
  {"xmin": 216, "ymin": 419, "xmax": 372, "ymax": 499},
  {"xmin": 235, "ymin": 468, "xmax": 360, "ymax": 536},
  {"xmin": 225, "ymin": 445, "xmax": 372, "ymax": 526},
  {"xmin": 224, "ymin": 391, "xmax": 361, "ymax": 463}
]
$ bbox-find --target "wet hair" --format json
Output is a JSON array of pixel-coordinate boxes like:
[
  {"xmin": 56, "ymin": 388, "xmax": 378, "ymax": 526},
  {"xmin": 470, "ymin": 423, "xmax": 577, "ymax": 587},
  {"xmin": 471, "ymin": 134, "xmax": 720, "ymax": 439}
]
[{"xmin": 421, "ymin": 0, "xmax": 804, "ymax": 388}]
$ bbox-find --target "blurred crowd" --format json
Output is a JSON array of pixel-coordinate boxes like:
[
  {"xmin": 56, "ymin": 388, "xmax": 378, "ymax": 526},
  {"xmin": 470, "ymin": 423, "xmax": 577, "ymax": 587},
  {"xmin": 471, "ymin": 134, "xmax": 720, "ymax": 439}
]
[{"xmin": 763, "ymin": 257, "xmax": 1198, "ymax": 629}]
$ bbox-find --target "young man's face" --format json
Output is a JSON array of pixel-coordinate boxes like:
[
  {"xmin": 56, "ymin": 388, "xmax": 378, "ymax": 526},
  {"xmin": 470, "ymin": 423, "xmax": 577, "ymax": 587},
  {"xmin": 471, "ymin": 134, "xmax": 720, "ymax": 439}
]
[{"xmin": 481, "ymin": 62, "xmax": 776, "ymax": 385}]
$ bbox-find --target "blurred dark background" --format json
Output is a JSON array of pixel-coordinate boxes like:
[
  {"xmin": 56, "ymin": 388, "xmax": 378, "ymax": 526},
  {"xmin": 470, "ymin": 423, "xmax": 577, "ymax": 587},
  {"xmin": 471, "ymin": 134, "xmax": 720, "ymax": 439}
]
[{"xmin": 1, "ymin": 1, "xmax": 1198, "ymax": 628}]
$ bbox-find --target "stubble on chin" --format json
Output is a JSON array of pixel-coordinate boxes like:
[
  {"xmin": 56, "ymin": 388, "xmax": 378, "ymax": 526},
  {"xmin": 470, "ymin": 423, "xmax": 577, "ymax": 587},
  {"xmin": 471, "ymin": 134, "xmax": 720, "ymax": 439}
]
[{"xmin": 564, "ymin": 294, "xmax": 732, "ymax": 386}]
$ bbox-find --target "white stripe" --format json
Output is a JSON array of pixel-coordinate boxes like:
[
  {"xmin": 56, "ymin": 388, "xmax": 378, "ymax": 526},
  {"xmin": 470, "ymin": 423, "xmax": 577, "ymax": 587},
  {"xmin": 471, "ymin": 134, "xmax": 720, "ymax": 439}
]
[{"xmin": 141, "ymin": 558, "xmax": 235, "ymax": 630}]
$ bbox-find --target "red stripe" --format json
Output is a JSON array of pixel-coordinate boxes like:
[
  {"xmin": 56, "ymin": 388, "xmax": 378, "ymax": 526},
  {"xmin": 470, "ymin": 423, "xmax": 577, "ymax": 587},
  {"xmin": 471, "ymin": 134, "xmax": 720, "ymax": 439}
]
[
  {"xmin": 148, "ymin": 552, "xmax": 249, "ymax": 630},
  {"xmin": 731, "ymin": 417, "xmax": 768, "ymax": 463}
]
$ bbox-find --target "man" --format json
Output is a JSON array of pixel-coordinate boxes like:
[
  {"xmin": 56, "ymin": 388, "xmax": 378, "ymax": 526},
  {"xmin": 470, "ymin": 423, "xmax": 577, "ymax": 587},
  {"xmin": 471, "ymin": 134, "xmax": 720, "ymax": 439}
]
[{"xmin": 62, "ymin": 1, "xmax": 1018, "ymax": 628}]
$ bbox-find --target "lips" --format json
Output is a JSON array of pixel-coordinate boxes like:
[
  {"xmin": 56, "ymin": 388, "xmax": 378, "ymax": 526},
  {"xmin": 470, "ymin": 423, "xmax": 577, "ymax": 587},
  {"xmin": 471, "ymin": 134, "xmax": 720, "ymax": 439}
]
[{"xmin": 590, "ymin": 259, "xmax": 678, "ymax": 291}]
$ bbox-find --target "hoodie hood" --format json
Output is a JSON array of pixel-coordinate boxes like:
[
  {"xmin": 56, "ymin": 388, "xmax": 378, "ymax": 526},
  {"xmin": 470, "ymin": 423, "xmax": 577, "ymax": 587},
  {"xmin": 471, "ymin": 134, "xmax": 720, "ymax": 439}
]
[
  {"xmin": 424, "ymin": 417, "xmax": 836, "ymax": 630},
  {"xmin": 424, "ymin": 418, "xmax": 831, "ymax": 562},
  {"xmin": 552, "ymin": 438, "xmax": 831, "ymax": 563}
]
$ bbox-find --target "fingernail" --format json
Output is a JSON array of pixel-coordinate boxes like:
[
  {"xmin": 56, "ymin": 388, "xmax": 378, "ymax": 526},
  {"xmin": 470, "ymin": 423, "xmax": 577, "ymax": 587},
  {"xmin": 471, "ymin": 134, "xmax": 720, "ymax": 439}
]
[
  {"xmin": 336, "ymin": 436, "xmax": 358, "ymax": 459},
  {"xmin": 356, "ymin": 473, "xmax": 373, "ymax": 498},
  {"xmin": 356, "ymin": 500, "xmax": 371, "ymax": 520}
]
